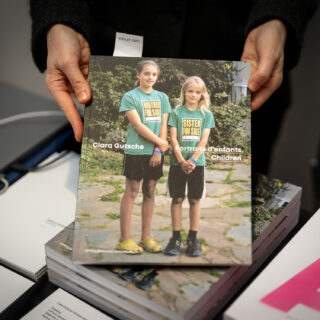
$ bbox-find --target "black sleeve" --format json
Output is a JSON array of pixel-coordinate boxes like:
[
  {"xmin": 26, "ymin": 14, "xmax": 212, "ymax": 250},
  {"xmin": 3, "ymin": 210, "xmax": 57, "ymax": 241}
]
[
  {"xmin": 29, "ymin": 0, "xmax": 91, "ymax": 72},
  {"xmin": 245, "ymin": 0, "xmax": 318, "ymax": 70}
]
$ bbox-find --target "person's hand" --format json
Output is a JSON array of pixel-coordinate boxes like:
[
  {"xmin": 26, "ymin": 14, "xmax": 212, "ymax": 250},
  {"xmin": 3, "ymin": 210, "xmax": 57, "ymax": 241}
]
[
  {"xmin": 241, "ymin": 19, "xmax": 287, "ymax": 111},
  {"xmin": 46, "ymin": 24, "xmax": 91, "ymax": 142},
  {"xmin": 150, "ymin": 153, "xmax": 162, "ymax": 167},
  {"xmin": 158, "ymin": 139, "xmax": 169, "ymax": 152},
  {"xmin": 180, "ymin": 160, "xmax": 195, "ymax": 174}
]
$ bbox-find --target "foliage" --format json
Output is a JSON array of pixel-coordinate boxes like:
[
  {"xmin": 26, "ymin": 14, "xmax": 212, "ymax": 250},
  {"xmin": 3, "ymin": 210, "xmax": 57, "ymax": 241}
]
[
  {"xmin": 86, "ymin": 57, "xmax": 250, "ymax": 155},
  {"xmin": 80, "ymin": 140, "xmax": 123, "ymax": 175},
  {"xmin": 252, "ymin": 174, "xmax": 288, "ymax": 240}
]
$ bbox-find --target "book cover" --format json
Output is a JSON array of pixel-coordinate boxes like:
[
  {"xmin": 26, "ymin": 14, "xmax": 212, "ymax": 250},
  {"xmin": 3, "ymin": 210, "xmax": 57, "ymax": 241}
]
[{"xmin": 72, "ymin": 56, "xmax": 251, "ymax": 265}]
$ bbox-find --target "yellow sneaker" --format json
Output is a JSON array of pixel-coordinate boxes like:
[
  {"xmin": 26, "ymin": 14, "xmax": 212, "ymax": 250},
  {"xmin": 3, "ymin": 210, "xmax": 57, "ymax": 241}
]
[
  {"xmin": 116, "ymin": 239, "xmax": 143, "ymax": 254},
  {"xmin": 139, "ymin": 238, "xmax": 163, "ymax": 253}
]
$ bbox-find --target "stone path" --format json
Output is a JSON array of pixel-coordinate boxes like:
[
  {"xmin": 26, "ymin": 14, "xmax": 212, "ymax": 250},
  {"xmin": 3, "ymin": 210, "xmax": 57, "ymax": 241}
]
[{"xmin": 73, "ymin": 162, "xmax": 251, "ymax": 265}]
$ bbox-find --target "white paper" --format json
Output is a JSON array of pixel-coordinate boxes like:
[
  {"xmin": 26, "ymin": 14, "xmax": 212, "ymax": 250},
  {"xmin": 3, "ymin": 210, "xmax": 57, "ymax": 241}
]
[
  {"xmin": 22, "ymin": 289, "xmax": 113, "ymax": 320},
  {"xmin": 113, "ymin": 32, "xmax": 143, "ymax": 57},
  {"xmin": 224, "ymin": 208, "xmax": 320, "ymax": 320},
  {"xmin": 0, "ymin": 152, "xmax": 79, "ymax": 279},
  {"xmin": 0, "ymin": 266, "xmax": 33, "ymax": 312}
]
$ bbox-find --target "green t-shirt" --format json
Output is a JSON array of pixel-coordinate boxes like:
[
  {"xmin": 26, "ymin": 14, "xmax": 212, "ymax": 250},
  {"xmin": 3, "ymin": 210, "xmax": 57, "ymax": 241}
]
[
  {"xmin": 168, "ymin": 105, "xmax": 215, "ymax": 166},
  {"xmin": 119, "ymin": 87, "xmax": 171, "ymax": 155}
]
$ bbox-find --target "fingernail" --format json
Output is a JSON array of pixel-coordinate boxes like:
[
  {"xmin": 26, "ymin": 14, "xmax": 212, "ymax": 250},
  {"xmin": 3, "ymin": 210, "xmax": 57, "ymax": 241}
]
[{"xmin": 78, "ymin": 92, "xmax": 87, "ymax": 102}]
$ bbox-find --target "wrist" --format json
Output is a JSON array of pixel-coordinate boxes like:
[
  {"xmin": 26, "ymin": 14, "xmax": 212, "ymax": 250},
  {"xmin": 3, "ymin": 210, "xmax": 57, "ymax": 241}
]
[
  {"xmin": 154, "ymin": 150, "xmax": 162, "ymax": 155},
  {"xmin": 189, "ymin": 157, "xmax": 197, "ymax": 165}
]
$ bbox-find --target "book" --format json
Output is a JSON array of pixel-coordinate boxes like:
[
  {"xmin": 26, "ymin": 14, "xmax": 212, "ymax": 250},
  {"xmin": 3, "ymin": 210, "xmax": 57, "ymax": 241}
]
[
  {"xmin": 46, "ymin": 175, "xmax": 302, "ymax": 319},
  {"xmin": 0, "ymin": 151, "xmax": 79, "ymax": 280},
  {"xmin": 72, "ymin": 56, "xmax": 252, "ymax": 265}
]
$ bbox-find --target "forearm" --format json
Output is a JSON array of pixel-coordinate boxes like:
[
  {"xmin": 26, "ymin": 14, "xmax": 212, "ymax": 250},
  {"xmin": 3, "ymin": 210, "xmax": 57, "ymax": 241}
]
[
  {"xmin": 133, "ymin": 122, "xmax": 163, "ymax": 146},
  {"xmin": 191, "ymin": 138, "xmax": 209, "ymax": 162},
  {"xmin": 171, "ymin": 137, "xmax": 185, "ymax": 164}
]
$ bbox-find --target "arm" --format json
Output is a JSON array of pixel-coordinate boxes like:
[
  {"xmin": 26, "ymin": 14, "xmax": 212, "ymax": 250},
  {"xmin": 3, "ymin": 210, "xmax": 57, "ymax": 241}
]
[
  {"xmin": 29, "ymin": 1, "xmax": 92, "ymax": 142},
  {"xmin": 189, "ymin": 128, "xmax": 211, "ymax": 163},
  {"xmin": 170, "ymin": 127, "xmax": 195, "ymax": 174},
  {"xmin": 150, "ymin": 113, "xmax": 169, "ymax": 167},
  {"xmin": 126, "ymin": 110, "xmax": 169, "ymax": 152}
]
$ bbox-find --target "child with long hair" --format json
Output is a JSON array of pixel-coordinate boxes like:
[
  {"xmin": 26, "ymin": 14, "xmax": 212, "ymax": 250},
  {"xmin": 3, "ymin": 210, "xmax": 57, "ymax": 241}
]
[
  {"xmin": 117, "ymin": 60, "xmax": 171, "ymax": 254},
  {"xmin": 164, "ymin": 76, "xmax": 215, "ymax": 257}
]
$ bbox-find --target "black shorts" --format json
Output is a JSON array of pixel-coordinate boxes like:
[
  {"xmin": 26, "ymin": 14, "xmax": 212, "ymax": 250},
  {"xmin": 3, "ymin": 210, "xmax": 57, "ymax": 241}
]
[
  {"xmin": 122, "ymin": 154, "xmax": 164, "ymax": 181},
  {"xmin": 168, "ymin": 165, "xmax": 204, "ymax": 200}
]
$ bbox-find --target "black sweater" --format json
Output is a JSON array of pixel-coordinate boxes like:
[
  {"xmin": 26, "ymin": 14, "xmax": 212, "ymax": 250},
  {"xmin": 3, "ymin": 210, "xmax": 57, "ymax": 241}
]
[{"xmin": 30, "ymin": 0, "xmax": 317, "ymax": 73}]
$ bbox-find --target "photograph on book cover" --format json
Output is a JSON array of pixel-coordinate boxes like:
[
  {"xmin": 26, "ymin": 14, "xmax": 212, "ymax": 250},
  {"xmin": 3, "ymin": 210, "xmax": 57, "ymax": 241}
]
[{"xmin": 72, "ymin": 56, "xmax": 251, "ymax": 265}]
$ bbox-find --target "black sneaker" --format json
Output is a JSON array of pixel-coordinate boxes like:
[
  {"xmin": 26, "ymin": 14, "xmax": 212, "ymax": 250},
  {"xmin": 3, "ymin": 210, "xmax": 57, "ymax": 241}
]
[
  {"xmin": 185, "ymin": 237, "xmax": 202, "ymax": 257},
  {"xmin": 135, "ymin": 270, "xmax": 158, "ymax": 291},
  {"xmin": 119, "ymin": 269, "xmax": 143, "ymax": 282},
  {"xmin": 163, "ymin": 237, "xmax": 182, "ymax": 256}
]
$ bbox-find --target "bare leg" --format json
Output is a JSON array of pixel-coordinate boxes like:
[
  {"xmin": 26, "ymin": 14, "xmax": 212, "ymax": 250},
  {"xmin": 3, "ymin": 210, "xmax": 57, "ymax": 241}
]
[
  {"xmin": 171, "ymin": 197, "xmax": 184, "ymax": 231},
  {"xmin": 120, "ymin": 179, "xmax": 140, "ymax": 241},
  {"xmin": 141, "ymin": 179, "xmax": 157, "ymax": 240},
  {"xmin": 188, "ymin": 198, "xmax": 201, "ymax": 231}
]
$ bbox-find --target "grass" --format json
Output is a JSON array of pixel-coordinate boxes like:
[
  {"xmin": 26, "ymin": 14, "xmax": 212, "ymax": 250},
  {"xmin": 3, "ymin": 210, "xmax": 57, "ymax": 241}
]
[
  {"xmin": 211, "ymin": 167, "xmax": 233, "ymax": 171},
  {"xmin": 222, "ymin": 200, "xmax": 251, "ymax": 208},
  {"xmin": 101, "ymin": 194, "xmax": 120, "ymax": 202},
  {"xmin": 80, "ymin": 223, "xmax": 108, "ymax": 229},
  {"xmin": 100, "ymin": 179, "xmax": 124, "ymax": 203},
  {"xmin": 198, "ymin": 238, "xmax": 209, "ymax": 246},
  {"xmin": 154, "ymin": 278, "xmax": 160, "ymax": 288},
  {"xmin": 157, "ymin": 177, "xmax": 167, "ymax": 184},
  {"xmin": 201, "ymin": 269, "xmax": 223, "ymax": 278},
  {"xmin": 159, "ymin": 225, "xmax": 172, "ymax": 231},
  {"xmin": 226, "ymin": 237, "xmax": 235, "ymax": 242},
  {"xmin": 105, "ymin": 213, "xmax": 120, "ymax": 220}
]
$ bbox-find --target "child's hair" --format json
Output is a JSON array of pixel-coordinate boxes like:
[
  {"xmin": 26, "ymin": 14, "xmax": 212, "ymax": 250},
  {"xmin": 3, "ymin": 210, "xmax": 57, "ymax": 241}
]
[
  {"xmin": 135, "ymin": 60, "xmax": 160, "ymax": 87},
  {"xmin": 176, "ymin": 76, "xmax": 211, "ymax": 115}
]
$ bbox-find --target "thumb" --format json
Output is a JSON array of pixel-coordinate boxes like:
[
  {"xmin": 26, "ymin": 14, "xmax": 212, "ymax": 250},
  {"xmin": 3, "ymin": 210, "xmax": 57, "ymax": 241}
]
[
  {"xmin": 63, "ymin": 62, "xmax": 91, "ymax": 104},
  {"xmin": 248, "ymin": 53, "xmax": 274, "ymax": 92}
]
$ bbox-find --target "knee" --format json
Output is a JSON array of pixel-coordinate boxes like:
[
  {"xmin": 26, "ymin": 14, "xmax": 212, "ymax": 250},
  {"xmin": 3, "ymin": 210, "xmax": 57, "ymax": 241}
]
[
  {"xmin": 126, "ymin": 187, "xmax": 139, "ymax": 200},
  {"xmin": 188, "ymin": 198, "xmax": 199, "ymax": 206},
  {"xmin": 142, "ymin": 187, "xmax": 155, "ymax": 199},
  {"xmin": 172, "ymin": 197, "xmax": 184, "ymax": 205}
]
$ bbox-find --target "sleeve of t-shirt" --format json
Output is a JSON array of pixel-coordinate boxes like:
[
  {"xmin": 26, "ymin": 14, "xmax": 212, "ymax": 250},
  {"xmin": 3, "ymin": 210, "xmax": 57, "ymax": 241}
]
[
  {"xmin": 204, "ymin": 111, "xmax": 215, "ymax": 129},
  {"xmin": 168, "ymin": 110, "xmax": 178, "ymax": 127},
  {"xmin": 119, "ymin": 93, "xmax": 136, "ymax": 112},
  {"xmin": 162, "ymin": 94, "xmax": 172, "ymax": 114}
]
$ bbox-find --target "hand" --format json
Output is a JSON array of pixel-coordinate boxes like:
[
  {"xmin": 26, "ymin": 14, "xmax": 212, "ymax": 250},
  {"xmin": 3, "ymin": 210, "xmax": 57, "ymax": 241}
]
[
  {"xmin": 241, "ymin": 19, "xmax": 287, "ymax": 111},
  {"xmin": 158, "ymin": 139, "xmax": 169, "ymax": 152},
  {"xmin": 46, "ymin": 24, "xmax": 91, "ymax": 142},
  {"xmin": 150, "ymin": 153, "xmax": 162, "ymax": 167},
  {"xmin": 180, "ymin": 160, "xmax": 195, "ymax": 174}
]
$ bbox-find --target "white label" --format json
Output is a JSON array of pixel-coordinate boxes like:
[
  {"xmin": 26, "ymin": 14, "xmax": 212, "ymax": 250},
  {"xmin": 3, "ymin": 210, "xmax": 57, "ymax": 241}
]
[{"xmin": 113, "ymin": 32, "xmax": 143, "ymax": 57}]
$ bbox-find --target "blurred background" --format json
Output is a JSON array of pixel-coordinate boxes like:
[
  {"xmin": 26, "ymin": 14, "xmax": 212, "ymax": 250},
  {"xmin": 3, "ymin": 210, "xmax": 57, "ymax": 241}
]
[{"xmin": 0, "ymin": 0, "xmax": 319, "ymax": 212}]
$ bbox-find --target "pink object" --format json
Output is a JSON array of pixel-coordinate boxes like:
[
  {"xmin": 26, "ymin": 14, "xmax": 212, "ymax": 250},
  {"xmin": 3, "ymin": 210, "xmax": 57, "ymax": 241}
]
[{"xmin": 261, "ymin": 258, "xmax": 320, "ymax": 312}]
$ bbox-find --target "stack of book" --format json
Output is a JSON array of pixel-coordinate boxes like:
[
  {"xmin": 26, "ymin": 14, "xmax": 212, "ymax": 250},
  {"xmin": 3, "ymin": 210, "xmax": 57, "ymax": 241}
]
[{"xmin": 45, "ymin": 175, "xmax": 302, "ymax": 320}]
